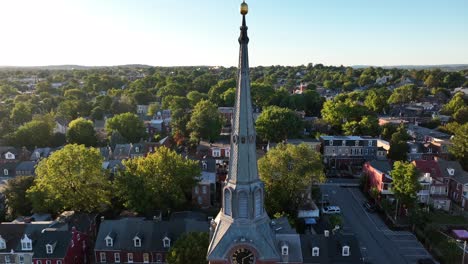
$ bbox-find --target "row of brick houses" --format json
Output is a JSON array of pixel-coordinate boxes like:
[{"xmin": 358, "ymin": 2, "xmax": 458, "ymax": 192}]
[
  {"xmin": 0, "ymin": 212, "xmax": 96, "ymax": 264},
  {"xmin": 364, "ymin": 158, "xmax": 468, "ymax": 211}
]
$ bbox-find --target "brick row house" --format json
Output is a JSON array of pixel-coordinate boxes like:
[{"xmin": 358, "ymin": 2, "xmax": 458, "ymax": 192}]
[
  {"xmin": 320, "ymin": 136, "xmax": 378, "ymax": 170},
  {"xmin": 0, "ymin": 212, "xmax": 97, "ymax": 264},
  {"xmin": 94, "ymin": 217, "xmax": 208, "ymax": 264},
  {"xmin": 364, "ymin": 158, "xmax": 468, "ymax": 211}
]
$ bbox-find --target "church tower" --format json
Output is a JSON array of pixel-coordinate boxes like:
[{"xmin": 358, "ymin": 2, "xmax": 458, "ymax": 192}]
[{"xmin": 207, "ymin": 2, "xmax": 280, "ymax": 264}]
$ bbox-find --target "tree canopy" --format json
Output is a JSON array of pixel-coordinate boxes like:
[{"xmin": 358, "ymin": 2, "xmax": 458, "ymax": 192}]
[
  {"xmin": 27, "ymin": 144, "xmax": 110, "ymax": 213},
  {"xmin": 167, "ymin": 232, "xmax": 209, "ymax": 264},
  {"xmin": 391, "ymin": 161, "xmax": 421, "ymax": 208},
  {"xmin": 3, "ymin": 176, "xmax": 35, "ymax": 218},
  {"xmin": 115, "ymin": 147, "xmax": 200, "ymax": 214},
  {"xmin": 255, "ymin": 106, "xmax": 303, "ymax": 142},
  {"xmin": 187, "ymin": 100, "xmax": 223, "ymax": 143},
  {"xmin": 66, "ymin": 117, "xmax": 98, "ymax": 146},
  {"xmin": 105, "ymin": 112, "xmax": 146, "ymax": 143},
  {"xmin": 258, "ymin": 143, "xmax": 325, "ymax": 215}
]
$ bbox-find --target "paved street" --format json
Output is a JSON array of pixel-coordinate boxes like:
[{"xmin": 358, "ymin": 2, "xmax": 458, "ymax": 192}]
[{"xmin": 320, "ymin": 185, "xmax": 435, "ymax": 264}]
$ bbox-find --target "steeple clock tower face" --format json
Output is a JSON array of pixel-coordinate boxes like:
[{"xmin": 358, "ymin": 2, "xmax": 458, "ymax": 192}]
[{"xmin": 231, "ymin": 248, "xmax": 255, "ymax": 264}]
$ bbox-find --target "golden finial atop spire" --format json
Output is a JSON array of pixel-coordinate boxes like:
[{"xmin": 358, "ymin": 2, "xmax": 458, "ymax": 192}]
[{"xmin": 240, "ymin": 1, "xmax": 248, "ymax": 15}]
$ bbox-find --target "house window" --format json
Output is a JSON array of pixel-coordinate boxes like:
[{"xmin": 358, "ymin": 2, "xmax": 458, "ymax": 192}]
[
  {"xmin": 105, "ymin": 237, "xmax": 113, "ymax": 247},
  {"xmin": 57, "ymin": 261, "xmax": 62, "ymax": 264},
  {"xmin": 342, "ymin": 140, "xmax": 346, "ymax": 146},
  {"xmin": 355, "ymin": 140, "xmax": 359, "ymax": 146},
  {"xmin": 329, "ymin": 140, "xmax": 333, "ymax": 146},
  {"xmin": 163, "ymin": 237, "xmax": 171, "ymax": 248},
  {"xmin": 202, "ymin": 185, "xmax": 207, "ymax": 194},
  {"xmin": 281, "ymin": 245, "xmax": 289, "ymax": 255},
  {"xmin": 3, "ymin": 169, "xmax": 8, "ymax": 176},
  {"xmin": 156, "ymin": 254, "xmax": 162, "ymax": 263},
  {"xmin": 312, "ymin": 247, "xmax": 320, "ymax": 256},
  {"xmin": 368, "ymin": 140, "xmax": 373, "ymax": 147},
  {"xmin": 46, "ymin": 244, "xmax": 53, "ymax": 254},
  {"xmin": 0, "ymin": 237, "xmax": 5, "ymax": 249},
  {"xmin": 197, "ymin": 196, "xmax": 203, "ymax": 205},
  {"xmin": 225, "ymin": 149, "xmax": 230, "ymax": 157},
  {"xmin": 238, "ymin": 191, "xmax": 248, "ymax": 218},
  {"xmin": 202, "ymin": 162, "xmax": 207, "ymax": 170},
  {"xmin": 5, "ymin": 256, "xmax": 10, "ymax": 263},
  {"xmin": 37, "ymin": 260, "xmax": 41, "ymax": 264},
  {"xmin": 128, "ymin": 253, "xmax": 134, "ymax": 263},
  {"xmin": 19, "ymin": 255, "xmax": 24, "ymax": 264},
  {"xmin": 100, "ymin": 252, "xmax": 106, "ymax": 263},
  {"xmin": 46, "ymin": 260, "xmax": 51, "ymax": 264},
  {"xmin": 195, "ymin": 186, "xmax": 199, "ymax": 194},
  {"xmin": 134, "ymin": 237, "xmax": 141, "ymax": 247},
  {"xmin": 143, "ymin": 253, "xmax": 150, "ymax": 263},
  {"xmin": 224, "ymin": 189, "xmax": 232, "ymax": 216},
  {"xmin": 135, "ymin": 147, "xmax": 140, "ymax": 153},
  {"xmin": 21, "ymin": 236, "xmax": 32, "ymax": 250},
  {"xmin": 114, "ymin": 253, "xmax": 121, "ymax": 263},
  {"xmin": 213, "ymin": 149, "xmax": 221, "ymax": 157},
  {"xmin": 254, "ymin": 189, "xmax": 262, "ymax": 218},
  {"xmin": 342, "ymin": 246, "xmax": 350, "ymax": 256}
]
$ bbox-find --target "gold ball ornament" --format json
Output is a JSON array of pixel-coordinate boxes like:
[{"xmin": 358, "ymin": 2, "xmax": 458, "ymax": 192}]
[{"xmin": 240, "ymin": 2, "xmax": 248, "ymax": 15}]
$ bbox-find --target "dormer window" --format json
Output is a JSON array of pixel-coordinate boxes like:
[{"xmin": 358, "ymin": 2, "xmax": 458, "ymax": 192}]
[
  {"xmin": 3, "ymin": 169, "xmax": 7, "ymax": 176},
  {"xmin": 105, "ymin": 236, "xmax": 113, "ymax": 247},
  {"xmin": 448, "ymin": 168, "xmax": 455, "ymax": 176},
  {"xmin": 329, "ymin": 140, "xmax": 333, "ymax": 146},
  {"xmin": 21, "ymin": 235, "xmax": 32, "ymax": 250},
  {"xmin": 134, "ymin": 236, "xmax": 141, "ymax": 247},
  {"xmin": 46, "ymin": 244, "xmax": 53, "ymax": 254},
  {"xmin": 355, "ymin": 140, "xmax": 359, "ymax": 146},
  {"xmin": 202, "ymin": 161, "xmax": 207, "ymax": 170},
  {"xmin": 312, "ymin": 247, "xmax": 320, "ymax": 256},
  {"xmin": 0, "ymin": 236, "xmax": 6, "ymax": 249},
  {"xmin": 342, "ymin": 246, "xmax": 350, "ymax": 256},
  {"xmin": 163, "ymin": 237, "xmax": 171, "ymax": 248},
  {"xmin": 135, "ymin": 147, "xmax": 140, "ymax": 153},
  {"xmin": 6, "ymin": 152, "xmax": 14, "ymax": 159},
  {"xmin": 342, "ymin": 140, "xmax": 346, "ymax": 146},
  {"xmin": 281, "ymin": 245, "xmax": 289, "ymax": 255}
]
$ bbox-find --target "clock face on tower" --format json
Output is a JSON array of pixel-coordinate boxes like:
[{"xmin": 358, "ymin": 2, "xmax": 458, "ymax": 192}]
[{"xmin": 231, "ymin": 248, "xmax": 255, "ymax": 264}]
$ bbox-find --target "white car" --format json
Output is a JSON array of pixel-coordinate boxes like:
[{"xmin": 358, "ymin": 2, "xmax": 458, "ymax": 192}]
[{"xmin": 322, "ymin": 206, "xmax": 341, "ymax": 214}]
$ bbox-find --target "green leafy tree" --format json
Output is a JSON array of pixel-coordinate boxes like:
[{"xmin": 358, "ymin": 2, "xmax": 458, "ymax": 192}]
[
  {"xmin": 115, "ymin": 147, "xmax": 200, "ymax": 214},
  {"xmin": 147, "ymin": 102, "xmax": 160, "ymax": 117},
  {"xmin": 343, "ymin": 116, "xmax": 380, "ymax": 136},
  {"xmin": 453, "ymin": 106, "xmax": 468, "ymax": 124},
  {"xmin": 391, "ymin": 161, "xmax": 421, "ymax": 208},
  {"xmin": 3, "ymin": 176, "xmax": 35, "ymax": 218},
  {"xmin": 381, "ymin": 123, "xmax": 398, "ymax": 141},
  {"xmin": 221, "ymin": 88, "xmax": 236, "ymax": 107},
  {"xmin": 64, "ymin": 89, "xmax": 86, "ymax": 100},
  {"xmin": 167, "ymin": 232, "xmax": 209, "ymax": 264},
  {"xmin": 256, "ymin": 106, "xmax": 303, "ymax": 142},
  {"xmin": 105, "ymin": 113, "xmax": 146, "ymax": 143},
  {"xmin": 27, "ymin": 144, "xmax": 110, "ymax": 213},
  {"xmin": 258, "ymin": 143, "xmax": 325, "ymax": 215},
  {"xmin": 387, "ymin": 84, "xmax": 418, "ymax": 105},
  {"xmin": 251, "ymin": 83, "xmax": 275, "ymax": 108},
  {"xmin": 321, "ymin": 99, "xmax": 369, "ymax": 129},
  {"xmin": 441, "ymin": 92, "xmax": 465, "ymax": 115},
  {"xmin": 364, "ymin": 88, "xmax": 391, "ymax": 113},
  {"xmin": 187, "ymin": 100, "xmax": 223, "ymax": 143},
  {"xmin": 187, "ymin": 91, "xmax": 208, "ymax": 107},
  {"xmin": 208, "ymin": 79, "xmax": 236, "ymax": 105},
  {"xmin": 388, "ymin": 127, "xmax": 410, "ymax": 161},
  {"xmin": 424, "ymin": 74, "xmax": 440, "ymax": 88},
  {"xmin": 66, "ymin": 118, "xmax": 98, "ymax": 146},
  {"xmin": 10, "ymin": 102, "xmax": 33, "ymax": 125},
  {"xmin": 10, "ymin": 120, "xmax": 53, "ymax": 149},
  {"xmin": 450, "ymin": 123, "xmax": 468, "ymax": 170}
]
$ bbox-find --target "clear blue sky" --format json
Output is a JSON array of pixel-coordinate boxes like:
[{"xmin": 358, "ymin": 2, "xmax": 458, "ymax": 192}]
[{"xmin": 1, "ymin": 0, "xmax": 467, "ymax": 67}]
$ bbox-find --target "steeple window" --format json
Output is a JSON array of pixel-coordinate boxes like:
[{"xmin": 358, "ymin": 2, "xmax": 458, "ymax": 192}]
[{"xmin": 238, "ymin": 191, "xmax": 248, "ymax": 218}]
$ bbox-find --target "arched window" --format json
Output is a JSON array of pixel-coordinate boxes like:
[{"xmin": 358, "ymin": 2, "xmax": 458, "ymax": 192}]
[
  {"xmin": 238, "ymin": 191, "xmax": 248, "ymax": 218},
  {"xmin": 224, "ymin": 189, "xmax": 232, "ymax": 216},
  {"xmin": 254, "ymin": 189, "xmax": 262, "ymax": 218}
]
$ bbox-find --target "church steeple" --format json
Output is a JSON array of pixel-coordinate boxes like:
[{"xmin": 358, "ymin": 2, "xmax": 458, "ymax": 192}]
[
  {"xmin": 228, "ymin": 0, "xmax": 258, "ymax": 185},
  {"xmin": 207, "ymin": 2, "xmax": 280, "ymax": 263}
]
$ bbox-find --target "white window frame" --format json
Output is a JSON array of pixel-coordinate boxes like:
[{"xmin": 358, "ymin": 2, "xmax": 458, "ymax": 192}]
[
  {"xmin": 21, "ymin": 235, "xmax": 32, "ymax": 250},
  {"xmin": 134, "ymin": 237, "xmax": 141, "ymax": 247},
  {"xmin": 37, "ymin": 260, "xmax": 42, "ymax": 264},
  {"xmin": 212, "ymin": 149, "xmax": 221, "ymax": 157},
  {"xmin": 0, "ymin": 237, "xmax": 5, "ymax": 249},
  {"xmin": 3, "ymin": 169, "xmax": 8, "ymax": 176},
  {"xmin": 163, "ymin": 237, "xmax": 171, "ymax": 248},
  {"xmin": 114, "ymin": 253, "xmax": 121, "ymax": 263},
  {"xmin": 281, "ymin": 245, "xmax": 288, "ymax": 255},
  {"xmin": 46, "ymin": 260, "xmax": 51, "ymax": 264},
  {"xmin": 342, "ymin": 246, "xmax": 350, "ymax": 256},
  {"xmin": 202, "ymin": 185, "xmax": 207, "ymax": 194},
  {"xmin": 5, "ymin": 255, "xmax": 10, "ymax": 263},
  {"xmin": 368, "ymin": 140, "xmax": 373, "ymax": 147},
  {"xmin": 100, "ymin": 252, "xmax": 106, "ymax": 263},
  {"xmin": 19, "ymin": 255, "xmax": 25, "ymax": 264},
  {"xmin": 46, "ymin": 244, "xmax": 53, "ymax": 254},
  {"xmin": 105, "ymin": 236, "xmax": 113, "ymax": 247},
  {"xmin": 57, "ymin": 261, "xmax": 62, "ymax": 264},
  {"xmin": 143, "ymin": 253, "xmax": 150, "ymax": 263},
  {"xmin": 194, "ymin": 186, "xmax": 199, "ymax": 194},
  {"xmin": 128, "ymin": 253, "xmax": 134, "ymax": 263},
  {"xmin": 312, "ymin": 247, "xmax": 320, "ymax": 256}
]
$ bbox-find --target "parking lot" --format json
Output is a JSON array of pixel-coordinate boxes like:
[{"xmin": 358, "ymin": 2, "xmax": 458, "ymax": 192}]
[{"xmin": 320, "ymin": 184, "xmax": 435, "ymax": 264}]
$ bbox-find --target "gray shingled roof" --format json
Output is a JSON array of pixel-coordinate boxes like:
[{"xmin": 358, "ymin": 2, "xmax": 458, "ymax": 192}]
[
  {"xmin": 33, "ymin": 231, "xmax": 71, "ymax": 259},
  {"xmin": 95, "ymin": 217, "xmax": 208, "ymax": 252},
  {"xmin": 438, "ymin": 159, "xmax": 468, "ymax": 184},
  {"xmin": 300, "ymin": 233, "xmax": 363, "ymax": 264}
]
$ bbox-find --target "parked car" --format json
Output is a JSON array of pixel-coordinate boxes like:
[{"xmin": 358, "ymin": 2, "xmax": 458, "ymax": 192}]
[
  {"xmin": 363, "ymin": 202, "xmax": 376, "ymax": 212},
  {"xmin": 322, "ymin": 206, "xmax": 341, "ymax": 214}
]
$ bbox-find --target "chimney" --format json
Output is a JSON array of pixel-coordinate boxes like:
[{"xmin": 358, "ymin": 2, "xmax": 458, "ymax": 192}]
[
  {"xmin": 324, "ymin": 230, "xmax": 330, "ymax": 237},
  {"xmin": 100, "ymin": 216, "xmax": 105, "ymax": 222}
]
